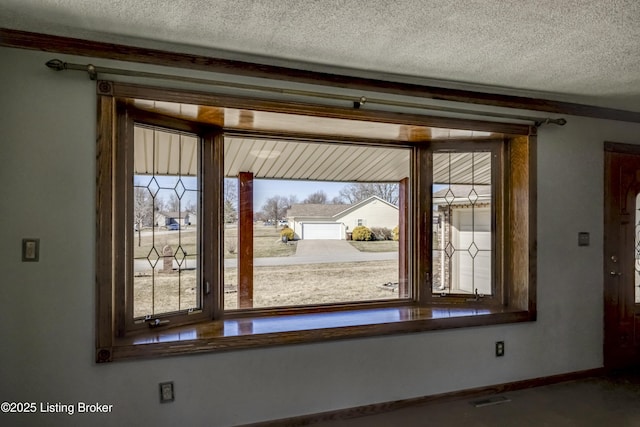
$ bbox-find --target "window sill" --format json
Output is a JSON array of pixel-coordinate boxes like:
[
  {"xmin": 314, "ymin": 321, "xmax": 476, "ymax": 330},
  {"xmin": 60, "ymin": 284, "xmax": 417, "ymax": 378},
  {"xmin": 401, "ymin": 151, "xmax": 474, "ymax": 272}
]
[{"xmin": 105, "ymin": 306, "xmax": 534, "ymax": 362}]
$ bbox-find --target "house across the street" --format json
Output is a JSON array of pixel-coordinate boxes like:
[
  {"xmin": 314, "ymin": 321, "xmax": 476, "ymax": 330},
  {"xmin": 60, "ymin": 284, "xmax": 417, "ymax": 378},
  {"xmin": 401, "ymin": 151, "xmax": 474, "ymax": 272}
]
[
  {"xmin": 157, "ymin": 211, "xmax": 197, "ymax": 227},
  {"xmin": 286, "ymin": 196, "xmax": 398, "ymax": 240}
]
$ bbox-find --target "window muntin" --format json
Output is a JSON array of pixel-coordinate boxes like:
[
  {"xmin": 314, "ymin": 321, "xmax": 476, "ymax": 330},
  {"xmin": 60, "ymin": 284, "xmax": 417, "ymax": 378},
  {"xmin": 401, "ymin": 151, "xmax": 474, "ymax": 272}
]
[
  {"xmin": 431, "ymin": 149, "xmax": 498, "ymax": 299},
  {"xmin": 132, "ymin": 125, "xmax": 202, "ymax": 319}
]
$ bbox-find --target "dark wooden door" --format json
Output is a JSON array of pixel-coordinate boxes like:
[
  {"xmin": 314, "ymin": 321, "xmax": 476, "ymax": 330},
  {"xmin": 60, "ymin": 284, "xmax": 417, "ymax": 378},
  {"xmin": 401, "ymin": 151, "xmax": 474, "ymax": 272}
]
[{"xmin": 604, "ymin": 142, "xmax": 640, "ymax": 369}]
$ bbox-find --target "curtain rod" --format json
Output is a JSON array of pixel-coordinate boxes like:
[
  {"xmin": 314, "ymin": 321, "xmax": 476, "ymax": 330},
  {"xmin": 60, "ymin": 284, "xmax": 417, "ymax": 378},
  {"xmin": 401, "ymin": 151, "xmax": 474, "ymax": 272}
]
[{"xmin": 45, "ymin": 59, "xmax": 566, "ymax": 127}]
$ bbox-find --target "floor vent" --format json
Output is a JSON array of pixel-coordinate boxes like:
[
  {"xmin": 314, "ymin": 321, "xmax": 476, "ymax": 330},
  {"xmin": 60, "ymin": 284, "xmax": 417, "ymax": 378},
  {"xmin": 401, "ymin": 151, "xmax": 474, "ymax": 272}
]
[{"xmin": 470, "ymin": 395, "xmax": 511, "ymax": 408}]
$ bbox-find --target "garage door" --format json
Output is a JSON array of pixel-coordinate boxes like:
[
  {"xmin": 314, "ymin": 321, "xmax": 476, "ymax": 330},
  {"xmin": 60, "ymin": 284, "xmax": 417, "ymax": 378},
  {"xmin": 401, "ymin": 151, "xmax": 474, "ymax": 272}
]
[
  {"xmin": 452, "ymin": 209, "xmax": 491, "ymax": 295},
  {"xmin": 302, "ymin": 223, "xmax": 342, "ymax": 240}
]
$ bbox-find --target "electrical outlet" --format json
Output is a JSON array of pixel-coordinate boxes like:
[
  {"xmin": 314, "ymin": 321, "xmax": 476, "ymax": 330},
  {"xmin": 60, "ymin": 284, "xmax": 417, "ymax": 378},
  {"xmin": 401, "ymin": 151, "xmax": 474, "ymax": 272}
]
[
  {"xmin": 495, "ymin": 341, "xmax": 505, "ymax": 357},
  {"xmin": 159, "ymin": 382, "xmax": 174, "ymax": 403}
]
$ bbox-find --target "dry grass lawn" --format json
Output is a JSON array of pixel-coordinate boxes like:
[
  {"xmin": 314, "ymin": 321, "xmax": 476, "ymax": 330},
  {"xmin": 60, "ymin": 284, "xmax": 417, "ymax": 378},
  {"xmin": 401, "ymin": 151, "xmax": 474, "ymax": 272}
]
[
  {"xmin": 348, "ymin": 240, "xmax": 398, "ymax": 252},
  {"xmin": 133, "ymin": 225, "xmax": 400, "ymax": 317},
  {"xmin": 134, "ymin": 271, "xmax": 198, "ymax": 318},
  {"xmin": 134, "ymin": 259, "xmax": 399, "ymax": 316},
  {"xmin": 224, "ymin": 259, "xmax": 398, "ymax": 310},
  {"xmin": 134, "ymin": 225, "xmax": 296, "ymax": 262},
  {"xmin": 224, "ymin": 224, "xmax": 297, "ymax": 258}
]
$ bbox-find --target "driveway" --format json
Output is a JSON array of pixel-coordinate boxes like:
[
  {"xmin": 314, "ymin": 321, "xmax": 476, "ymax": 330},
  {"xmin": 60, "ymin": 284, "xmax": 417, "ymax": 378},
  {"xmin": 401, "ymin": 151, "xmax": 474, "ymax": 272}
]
[
  {"xmin": 136, "ymin": 240, "xmax": 397, "ymax": 271},
  {"xmin": 293, "ymin": 239, "xmax": 359, "ymax": 257},
  {"xmin": 227, "ymin": 239, "xmax": 397, "ymax": 267}
]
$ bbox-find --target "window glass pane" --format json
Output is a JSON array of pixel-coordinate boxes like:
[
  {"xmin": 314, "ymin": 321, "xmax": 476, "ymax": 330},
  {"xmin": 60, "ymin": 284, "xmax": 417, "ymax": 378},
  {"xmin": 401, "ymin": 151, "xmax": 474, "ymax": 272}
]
[
  {"xmin": 432, "ymin": 151, "xmax": 492, "ymax": 296},
  {"xmin": 223, "ymin": 138, "xmax": 410, "ymax": 309},
  {"xmin": 132, "ymin": 125, "xmax": 201, "ymax": 318}
]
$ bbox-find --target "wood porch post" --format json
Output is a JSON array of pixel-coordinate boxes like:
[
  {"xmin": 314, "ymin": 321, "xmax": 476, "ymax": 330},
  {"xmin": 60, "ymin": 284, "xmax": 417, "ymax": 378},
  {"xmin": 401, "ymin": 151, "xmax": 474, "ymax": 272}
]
[{"xmin": 238, "ymin": 172, "xmax": 254, "ymax": 308}]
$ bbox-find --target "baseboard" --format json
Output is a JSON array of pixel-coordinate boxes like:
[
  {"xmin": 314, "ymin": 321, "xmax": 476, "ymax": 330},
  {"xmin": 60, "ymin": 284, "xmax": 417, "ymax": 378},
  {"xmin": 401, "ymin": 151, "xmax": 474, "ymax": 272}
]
[{"xmin": 239, "ymin": 367, "xmax": 605, "ymax": 427}]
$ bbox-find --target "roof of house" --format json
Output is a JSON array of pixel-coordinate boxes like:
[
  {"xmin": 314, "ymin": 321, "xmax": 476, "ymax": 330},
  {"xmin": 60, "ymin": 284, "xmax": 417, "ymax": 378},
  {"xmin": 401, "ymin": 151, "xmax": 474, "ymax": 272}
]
[
  {"xmin": 287, "ymin": 196, "xmax": 398, "ymax": 219},
  {"xmin": 286, "ymin": 203, "xmax": 351, "ymax": 218}
]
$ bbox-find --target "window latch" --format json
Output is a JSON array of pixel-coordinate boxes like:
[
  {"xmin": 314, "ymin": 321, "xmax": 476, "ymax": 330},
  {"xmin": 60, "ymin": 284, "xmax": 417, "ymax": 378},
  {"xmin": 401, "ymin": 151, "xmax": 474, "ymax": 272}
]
[
  {"xmin": 136, "ymin": 315, "xmax": 170, "ymax": 328},
  {"xmin": 466, "ymin": 289, "xmax": 485, "ymax": 302},
  {"xmin": 148, "ymin": 318, "xmax": 170, "ymax": 328}
]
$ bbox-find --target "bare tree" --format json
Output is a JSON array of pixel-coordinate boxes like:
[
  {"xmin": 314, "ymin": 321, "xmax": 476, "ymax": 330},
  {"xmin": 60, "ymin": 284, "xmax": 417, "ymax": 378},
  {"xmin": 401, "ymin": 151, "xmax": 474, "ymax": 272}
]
[
  {"xmin": 165, "ymin": 193, "xmax": 181, "ymax": 213},
  {"xmin": 287, "ymin": 194, "xmax": 298, "ymax": 207},
  {"xmin": 184, "ymin": 200, "xmax": 197, "ymax": 214},
  {"xmin": 338, "ymin": 184, "xmax": 366, "ymax": 204},
  {"xmin": 338, "ymin": 183, "xmax": 399, "ymax": 205},
  {"xmin": 369, "ymin": 183, "xmax": 399, "ymax": 205},
  {"xmin": 133, "ymin": 187, "xmax": 153, "ymax": 246},
  {"xmin": 261, "ymin": 195, "xmax": 285, "ymax": 225},
  {"xmin": 261, "ymin": 195, "xmax": 297, "ymax": 227},
  {"xmin": 303, "ymin": 190, "xmax": 328, "ymax": 204},
  {"xmin": 224, "ymin": 178, "xmax": 238, "ymax": 223}
]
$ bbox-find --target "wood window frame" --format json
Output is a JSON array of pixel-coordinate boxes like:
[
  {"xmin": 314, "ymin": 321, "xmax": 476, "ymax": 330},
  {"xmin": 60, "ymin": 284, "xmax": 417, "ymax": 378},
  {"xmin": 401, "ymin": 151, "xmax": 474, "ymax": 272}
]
[
  {"xmin": 114, "ymin": 105, "xmax": 223, "ymax": 335},
  {"xmin": 419, "ymin": 140, "xmax": 505, "ymax": 306},
  {"xmin": 96, "ymin": 81, "xmax": 536, "ymax": 362}
]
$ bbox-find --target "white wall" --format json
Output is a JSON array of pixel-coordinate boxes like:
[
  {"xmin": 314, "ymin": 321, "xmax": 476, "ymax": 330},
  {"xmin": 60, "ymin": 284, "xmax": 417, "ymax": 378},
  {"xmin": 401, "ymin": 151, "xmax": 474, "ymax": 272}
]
[
  {"xmin": 1, "ymin": 46, "xmax": 639, "ymax": 427},
  {"xmin": 339, "ymin": 198, "xmax": 398, "ymax": 231}
]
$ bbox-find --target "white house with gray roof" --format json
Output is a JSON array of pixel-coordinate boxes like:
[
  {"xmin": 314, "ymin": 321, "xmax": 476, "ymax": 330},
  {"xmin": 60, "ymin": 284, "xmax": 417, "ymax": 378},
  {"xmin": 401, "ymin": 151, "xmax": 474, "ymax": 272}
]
[
  {"xmin": 286, "ymin": 196, "xmax": 398, "ymax": 240},
  {"xmin": 156, "ymin": 210, "xmax": 197, "ymax": 227}
]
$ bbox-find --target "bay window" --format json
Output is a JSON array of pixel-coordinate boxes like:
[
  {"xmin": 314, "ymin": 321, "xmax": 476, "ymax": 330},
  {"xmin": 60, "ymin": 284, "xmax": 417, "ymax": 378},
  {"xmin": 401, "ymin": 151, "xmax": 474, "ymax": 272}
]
[{"xmin": 96, "ymin": 82, "xmax": 535, "ymax": 362}]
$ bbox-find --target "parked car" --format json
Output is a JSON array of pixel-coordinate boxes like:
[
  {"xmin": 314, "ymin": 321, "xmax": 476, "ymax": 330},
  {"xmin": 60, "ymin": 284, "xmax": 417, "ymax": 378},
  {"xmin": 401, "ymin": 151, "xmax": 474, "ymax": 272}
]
[{"xmin": 167, "ymin": 223, "xmax": 180, "ymax": 230}]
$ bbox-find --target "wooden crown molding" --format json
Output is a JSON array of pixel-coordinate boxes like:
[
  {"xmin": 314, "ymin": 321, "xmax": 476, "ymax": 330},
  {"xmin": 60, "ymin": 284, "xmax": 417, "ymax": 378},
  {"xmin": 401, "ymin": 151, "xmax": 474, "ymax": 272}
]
[{"xmin": 2, "ymin": 27, "xmax": 640, "ymax": 123}]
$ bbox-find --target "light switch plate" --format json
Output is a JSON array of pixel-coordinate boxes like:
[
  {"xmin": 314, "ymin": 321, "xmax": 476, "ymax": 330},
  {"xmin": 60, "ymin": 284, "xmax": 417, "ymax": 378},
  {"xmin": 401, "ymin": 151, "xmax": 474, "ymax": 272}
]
[
  {"xmin": 578, "ymin": 232, "xmax": 590, "ymax": 247},
  {"xmin": 159, "ymin": 382, "xmax": 174, "ymax": 403},
  {"xmin": 22, "ymin": 238, "xmax": 40, "ymax": 262}
]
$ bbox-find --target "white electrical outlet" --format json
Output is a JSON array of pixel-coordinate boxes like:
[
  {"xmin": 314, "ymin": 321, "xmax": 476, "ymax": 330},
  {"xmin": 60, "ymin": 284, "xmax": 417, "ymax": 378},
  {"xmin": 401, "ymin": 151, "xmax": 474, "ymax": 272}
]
[{"xmin": 159, "ymin": 382, "xmax": 174, "ymax": 403}]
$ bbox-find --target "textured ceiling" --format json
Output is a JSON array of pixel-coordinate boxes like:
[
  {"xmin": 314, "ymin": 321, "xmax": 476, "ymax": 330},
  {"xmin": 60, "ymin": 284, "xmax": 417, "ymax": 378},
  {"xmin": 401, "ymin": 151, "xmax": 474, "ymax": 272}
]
[{"xmin": 1, "ymin": 0, "xmax": 639, "ymax": 111}]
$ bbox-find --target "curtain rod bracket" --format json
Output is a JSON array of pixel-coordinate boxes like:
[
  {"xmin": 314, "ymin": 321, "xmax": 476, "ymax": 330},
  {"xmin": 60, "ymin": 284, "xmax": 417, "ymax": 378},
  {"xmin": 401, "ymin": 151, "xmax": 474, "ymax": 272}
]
[
  {"xmin": 46, "ymin": 59, "xmax": 66, "ymax": 71},
  {"xmin": 87, "ymin": 64, "xmax": 98, "ymax": 80},
  {"xmin": 47, "ymin": 59, "xmax": 97, "ymax": 80},
  {"xmin": 353, "ymin": 96, "xmax": 367, "ymax": 109},
  {"xmin": 535, "ymin": 118, "xmax": 567, "ymax": 127}
]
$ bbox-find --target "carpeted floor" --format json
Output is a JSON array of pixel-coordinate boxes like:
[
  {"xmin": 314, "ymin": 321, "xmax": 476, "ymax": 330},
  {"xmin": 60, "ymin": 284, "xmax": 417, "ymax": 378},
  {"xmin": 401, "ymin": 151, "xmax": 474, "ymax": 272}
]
[{"xmin": 313, "ymin": 370, "xmax": 640, "ymax": 427}]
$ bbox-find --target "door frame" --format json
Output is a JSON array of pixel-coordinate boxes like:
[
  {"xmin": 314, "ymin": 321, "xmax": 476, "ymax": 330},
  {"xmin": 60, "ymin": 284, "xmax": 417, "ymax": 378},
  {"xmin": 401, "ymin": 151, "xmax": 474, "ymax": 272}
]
[{"xmin": 604, "ymin": 141, "xmax": 640, "ymax": 369}]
